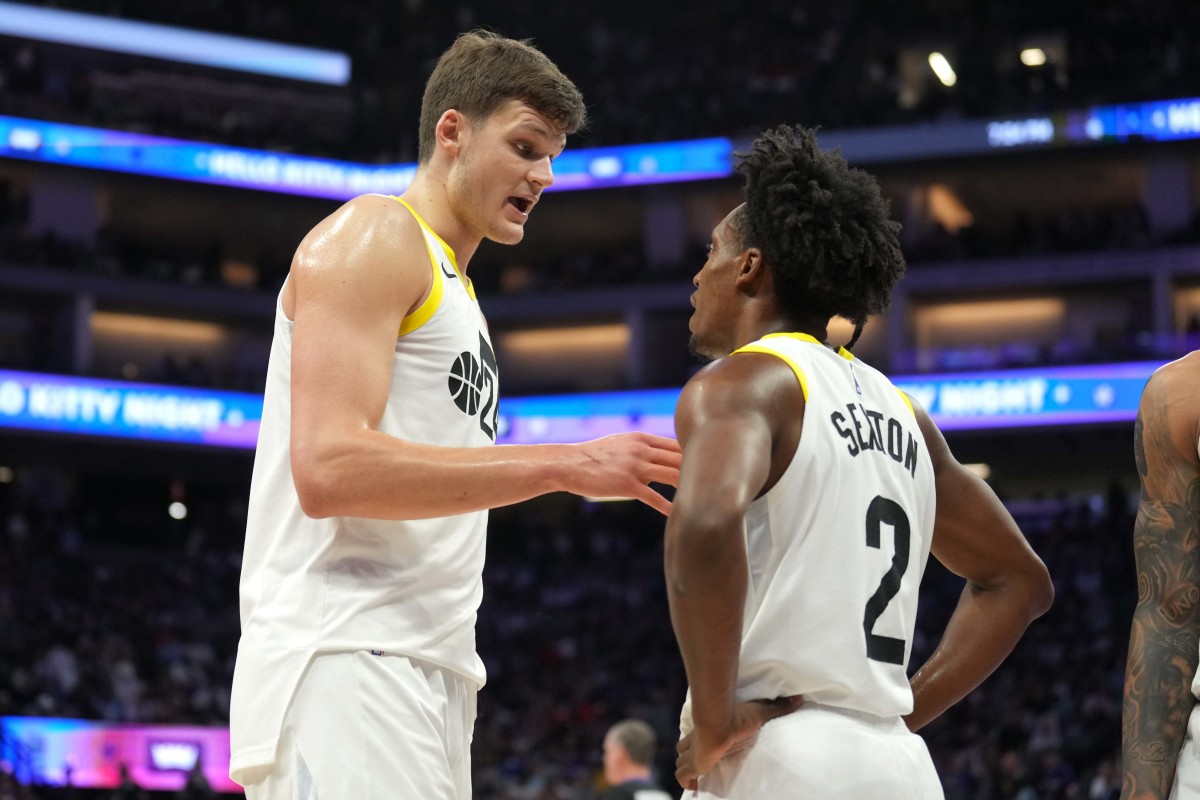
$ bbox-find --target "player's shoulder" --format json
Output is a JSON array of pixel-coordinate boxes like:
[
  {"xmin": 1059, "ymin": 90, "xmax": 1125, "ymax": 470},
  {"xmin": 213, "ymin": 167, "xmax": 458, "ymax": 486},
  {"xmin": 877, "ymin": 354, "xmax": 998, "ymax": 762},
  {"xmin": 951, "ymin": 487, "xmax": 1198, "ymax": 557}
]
[
  {"xmin": 1143, "ymin": 351, "xmax": 1200, "ymax": 418},
  {"xmin": 1150, "ymin": 350, "xmax": 1200, "ymax": 388},
  {"xmin": 1142, "ymin": 351, "xmax": 1200, "ymax": 451},
  {"xmin": 684, "ymin": 348, "xmax": 799, "ymax": 402},
  {"xmin": 331, "ymin": 193, "xmax": 419, "ymax": 236},
  {"xmin": 294, "ymin": 194, "xmax": 424, "ymax": 270},
  {"xmin": 676, "ymin": 349, "xmax": 804, "ymax": 434}
]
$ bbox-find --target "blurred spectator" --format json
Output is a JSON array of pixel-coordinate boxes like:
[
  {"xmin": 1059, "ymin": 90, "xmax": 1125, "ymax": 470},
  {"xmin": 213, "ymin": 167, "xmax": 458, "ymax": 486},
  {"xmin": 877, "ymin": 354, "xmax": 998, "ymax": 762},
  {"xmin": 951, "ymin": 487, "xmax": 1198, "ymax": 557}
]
[{"xmin": 600, "ymin": 720, "xmax": 672, "ymax": 800}]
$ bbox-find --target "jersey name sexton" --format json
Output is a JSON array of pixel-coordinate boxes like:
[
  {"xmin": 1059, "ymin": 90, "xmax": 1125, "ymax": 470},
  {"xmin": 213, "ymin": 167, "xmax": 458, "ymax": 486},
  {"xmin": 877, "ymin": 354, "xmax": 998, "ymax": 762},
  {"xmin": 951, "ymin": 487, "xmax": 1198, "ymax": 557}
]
[{"xmin": 829, "ymin": 403, "xmax": 920, "ymax": 479}]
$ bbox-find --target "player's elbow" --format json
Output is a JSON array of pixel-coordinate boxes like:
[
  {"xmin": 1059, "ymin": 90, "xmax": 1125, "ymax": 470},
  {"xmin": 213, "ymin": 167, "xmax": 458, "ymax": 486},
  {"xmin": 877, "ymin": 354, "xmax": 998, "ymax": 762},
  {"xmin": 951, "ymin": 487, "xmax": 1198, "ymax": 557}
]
[
  {"xmin": 292, "ymin": 460, "xmax": 336, "ymax": 519},
  {"xmin": 664, "ymin": 503, "xmax": 744, "ymax": 572},
  {"xmin": 291, "ymin": 437, "xmax": 346, "ymax": 519},
  {"xmin": 987, "ymin": 555, "xmax": 1054, "ymax": 621}
]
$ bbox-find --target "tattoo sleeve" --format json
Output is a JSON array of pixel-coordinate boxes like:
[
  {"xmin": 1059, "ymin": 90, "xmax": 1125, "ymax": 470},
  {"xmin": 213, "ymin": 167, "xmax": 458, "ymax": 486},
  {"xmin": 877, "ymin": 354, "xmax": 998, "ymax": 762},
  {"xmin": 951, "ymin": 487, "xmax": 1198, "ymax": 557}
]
[{"xmin": 1121, "ymin": 396, "xmax": 1200, "ymax": 800}]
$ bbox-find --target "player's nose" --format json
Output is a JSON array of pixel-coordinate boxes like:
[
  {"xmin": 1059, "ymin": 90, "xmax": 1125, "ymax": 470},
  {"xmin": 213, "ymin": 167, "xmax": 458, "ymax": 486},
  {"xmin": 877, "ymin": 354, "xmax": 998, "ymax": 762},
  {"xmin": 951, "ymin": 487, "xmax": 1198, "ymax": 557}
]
[{"xmin": 529, "ymin": 156, "xmax": 553, "ymax": 189}]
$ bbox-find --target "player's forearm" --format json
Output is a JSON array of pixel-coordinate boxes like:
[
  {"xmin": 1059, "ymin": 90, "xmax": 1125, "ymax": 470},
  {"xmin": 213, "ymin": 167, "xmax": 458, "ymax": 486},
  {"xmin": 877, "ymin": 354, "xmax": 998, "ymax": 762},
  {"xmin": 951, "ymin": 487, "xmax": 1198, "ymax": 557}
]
[
  {"xmin": 665, "ymin": 505, "xmax": 747, "ymax": 736},
  {"xmin": 906, "ymin": 573, "xmax": 1051, "ymax": 731},
  {"xmin": 292, "ymin": 427, "xmax": 568, "ymax": 519},
  {"xmin": 1119, "ymin": 601, "xmax": 1199, "ymax": 800}
]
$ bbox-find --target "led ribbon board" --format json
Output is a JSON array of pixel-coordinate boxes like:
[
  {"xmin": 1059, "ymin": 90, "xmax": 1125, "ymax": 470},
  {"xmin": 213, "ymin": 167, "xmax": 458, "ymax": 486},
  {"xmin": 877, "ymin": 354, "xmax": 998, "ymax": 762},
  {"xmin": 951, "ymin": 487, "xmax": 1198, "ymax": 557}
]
[
  {"xmin": 0, "ymin": 115, "xmax": 731, "ymax": 199},
  {"xmin": 986, "ymin": 96, "xmax": 1200, "ymax": 149},
  {"xmin": 0, "ymin": 716, "xmax": 239, "ymax": 793},
  {"xmin": 0, "ymin": 362, "xmax": 1160, "ymax": 449},
  {"xmin": 0, "ymin": 369, "xmax": 262, "ymax": 448},
  {"xmin": 890, "ymin": 361, "xmax": 1160, "ymax": 430},
  {"xmin": 0, "ymin": 1, "xmax": 350, "ymax": 85}
]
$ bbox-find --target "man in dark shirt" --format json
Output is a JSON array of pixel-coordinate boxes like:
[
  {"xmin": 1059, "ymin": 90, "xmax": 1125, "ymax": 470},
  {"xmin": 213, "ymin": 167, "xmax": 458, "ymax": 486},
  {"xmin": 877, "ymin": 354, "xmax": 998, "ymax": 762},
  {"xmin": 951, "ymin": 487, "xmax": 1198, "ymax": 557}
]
[{"xmin": 602, "ymin": 719, "xmax": 672, "ymax": 800}]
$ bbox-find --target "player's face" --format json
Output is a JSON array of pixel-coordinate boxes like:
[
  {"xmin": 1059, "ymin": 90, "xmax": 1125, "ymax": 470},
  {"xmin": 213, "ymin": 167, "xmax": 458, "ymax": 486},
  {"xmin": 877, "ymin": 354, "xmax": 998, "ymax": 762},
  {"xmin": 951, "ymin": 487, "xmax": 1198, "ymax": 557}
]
[
  {"xmin": 688, "ymin": 207, "xmax": 746, "ymax": 360},
  {"xmin": 448, "ymin": 100, "xmax": 565, "ymax": 246}
]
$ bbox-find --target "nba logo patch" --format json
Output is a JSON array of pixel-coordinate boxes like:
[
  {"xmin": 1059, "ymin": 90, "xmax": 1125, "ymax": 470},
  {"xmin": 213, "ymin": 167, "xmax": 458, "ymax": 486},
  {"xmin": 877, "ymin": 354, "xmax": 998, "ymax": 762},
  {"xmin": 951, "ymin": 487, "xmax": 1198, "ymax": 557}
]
[{"xmin": 850, "ymin": 363, "xmax": 862, "ymax": 395}]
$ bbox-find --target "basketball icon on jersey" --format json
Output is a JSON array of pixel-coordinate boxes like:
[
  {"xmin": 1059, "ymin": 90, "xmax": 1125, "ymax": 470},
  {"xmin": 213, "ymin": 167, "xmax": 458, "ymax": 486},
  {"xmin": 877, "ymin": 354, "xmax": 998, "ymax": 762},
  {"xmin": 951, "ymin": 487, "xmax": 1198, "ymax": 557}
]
[
  {"xmin": 448, "ymin": 351, "xmax": 484, "ymax": 414},
  {"xmin": 447, "ymin": 334, "xmax": 500, "ymax": 441}
]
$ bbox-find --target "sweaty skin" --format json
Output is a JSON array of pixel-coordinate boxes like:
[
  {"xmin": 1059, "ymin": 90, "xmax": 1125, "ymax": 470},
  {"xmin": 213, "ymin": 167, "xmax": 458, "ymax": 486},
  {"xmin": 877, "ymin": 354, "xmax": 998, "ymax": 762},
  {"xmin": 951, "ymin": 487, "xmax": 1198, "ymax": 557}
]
[{"xmin": 1121, "ymin": 352, "xmax": 1200, "ymax": 800}]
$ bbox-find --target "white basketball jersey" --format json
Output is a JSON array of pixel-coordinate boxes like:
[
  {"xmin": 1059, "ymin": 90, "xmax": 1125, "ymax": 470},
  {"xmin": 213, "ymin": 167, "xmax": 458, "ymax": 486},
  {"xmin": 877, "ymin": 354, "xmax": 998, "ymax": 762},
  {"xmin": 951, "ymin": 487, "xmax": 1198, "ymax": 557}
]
[
  {"xmin": 229, "ymin": 197, "xmax": 497, "ymax": 782},
  {"xmin": 680, "ymin": 333, "xmax": 936, "ymax": 735}
]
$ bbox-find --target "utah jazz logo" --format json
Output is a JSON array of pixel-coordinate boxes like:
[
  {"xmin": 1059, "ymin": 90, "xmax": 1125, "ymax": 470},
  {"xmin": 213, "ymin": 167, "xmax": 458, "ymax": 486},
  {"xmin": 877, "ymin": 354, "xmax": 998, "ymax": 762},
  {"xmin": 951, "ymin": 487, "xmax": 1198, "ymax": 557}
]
[{"xmin": 448, "ymin": 333, "xmax": 499, "ymax": 441}]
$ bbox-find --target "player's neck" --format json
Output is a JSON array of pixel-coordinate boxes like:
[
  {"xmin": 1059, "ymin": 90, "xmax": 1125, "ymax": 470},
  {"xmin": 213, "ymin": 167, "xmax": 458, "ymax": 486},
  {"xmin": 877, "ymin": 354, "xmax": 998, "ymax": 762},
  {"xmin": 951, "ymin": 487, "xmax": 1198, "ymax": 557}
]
[
  {"xmin": 400, "ymin": 172, "xmax": 482, "ymax": 268},
  {"xmin": 734, "ymin": 306, "xmax": 828, "ymax": 351}
]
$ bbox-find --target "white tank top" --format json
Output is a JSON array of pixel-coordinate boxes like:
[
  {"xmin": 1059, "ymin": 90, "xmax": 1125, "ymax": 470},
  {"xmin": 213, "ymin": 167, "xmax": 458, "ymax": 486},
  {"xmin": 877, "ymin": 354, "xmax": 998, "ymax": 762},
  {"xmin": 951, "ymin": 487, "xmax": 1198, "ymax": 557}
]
[
  {"xmin": 229, "ymin": 197, "xmax": 497, "ymax": 780},
  {"xmin": 679, "ymin": 333, "xmax": 936, "ymax": 735}
]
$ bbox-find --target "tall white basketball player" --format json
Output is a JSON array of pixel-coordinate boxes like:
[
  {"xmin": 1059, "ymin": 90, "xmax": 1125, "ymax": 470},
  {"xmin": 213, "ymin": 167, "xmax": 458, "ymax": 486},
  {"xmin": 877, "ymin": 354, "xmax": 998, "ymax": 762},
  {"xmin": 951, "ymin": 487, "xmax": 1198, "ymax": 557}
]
[
  {"xmin": 665, "ymin": 125, "xmax": 1054, "ymax": 798},
  {"xmin": 228, "ymin": 32, "xmax": 681, "ymax": 800},
  {"xmin": 1121, "ymin": 351, "xmax": 1200, "ymax": 800}
]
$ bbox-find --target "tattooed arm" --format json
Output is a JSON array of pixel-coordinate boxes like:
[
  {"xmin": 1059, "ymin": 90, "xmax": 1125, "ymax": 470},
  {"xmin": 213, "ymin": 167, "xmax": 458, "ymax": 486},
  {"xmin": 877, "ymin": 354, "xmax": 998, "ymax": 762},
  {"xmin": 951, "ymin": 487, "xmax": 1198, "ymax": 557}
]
[{"xmin": 1121, "ymin": 352, "xmax": 1200, "ymax": 800}]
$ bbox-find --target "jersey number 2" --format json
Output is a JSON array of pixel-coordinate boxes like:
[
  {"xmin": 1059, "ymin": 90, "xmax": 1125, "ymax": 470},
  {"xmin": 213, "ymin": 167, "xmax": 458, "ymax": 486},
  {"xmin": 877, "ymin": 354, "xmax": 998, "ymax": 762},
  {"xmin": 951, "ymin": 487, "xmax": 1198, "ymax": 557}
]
[{"xmin": 863, "ymin": 495, "xmax": 911, "ymax": 665}]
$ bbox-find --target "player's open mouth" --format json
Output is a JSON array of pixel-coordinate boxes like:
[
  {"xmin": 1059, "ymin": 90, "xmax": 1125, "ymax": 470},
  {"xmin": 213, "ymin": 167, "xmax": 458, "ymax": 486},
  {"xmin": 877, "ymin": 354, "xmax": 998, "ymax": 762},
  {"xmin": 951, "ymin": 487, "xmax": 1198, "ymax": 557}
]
[{"xmin": 508, "ymin": 196, "xmax": 533, "ymax": 216}]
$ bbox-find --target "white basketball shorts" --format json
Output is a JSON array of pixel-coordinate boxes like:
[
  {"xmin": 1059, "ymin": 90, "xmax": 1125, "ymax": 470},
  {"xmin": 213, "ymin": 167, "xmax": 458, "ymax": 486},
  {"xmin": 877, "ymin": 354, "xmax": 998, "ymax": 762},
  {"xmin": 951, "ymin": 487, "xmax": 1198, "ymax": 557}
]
[
  {"xmin": 687, "ymin": 703, "xmax": 944, "ymax": 800},
  {"xmin": 1172, "ymin": 705, "xmax": 1200, "ymax": 799},
  {"xmin": 242, "ymin": 650, "xmax": 477, "ymax": 800}
]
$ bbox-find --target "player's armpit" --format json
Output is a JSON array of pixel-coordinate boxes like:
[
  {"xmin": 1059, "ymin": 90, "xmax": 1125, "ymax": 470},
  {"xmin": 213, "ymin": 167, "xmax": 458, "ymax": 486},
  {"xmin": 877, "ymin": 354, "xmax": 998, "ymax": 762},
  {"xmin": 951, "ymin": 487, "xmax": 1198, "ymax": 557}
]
[
  {"xmin": 903, "ymin": 399, "xmax": 1053, "ymax": 732},
  {"xmin": 1120, "ymin": 359, "xmax": 1200, "ymax": 800}
]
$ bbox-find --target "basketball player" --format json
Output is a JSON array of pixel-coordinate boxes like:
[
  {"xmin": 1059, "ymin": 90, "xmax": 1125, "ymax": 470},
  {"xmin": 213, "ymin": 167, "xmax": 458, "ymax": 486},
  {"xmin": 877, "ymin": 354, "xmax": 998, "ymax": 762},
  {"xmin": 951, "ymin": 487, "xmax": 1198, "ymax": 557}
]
[
  {"xmin": 1120, "ymin": 351, "xmax": 1200, "ymax": 800},
  {"xmin": 664, "ymin": 125, "xmax": 1055, "ymax": 798},
  {"xmin": 602, "ymin": 720, "xmax": 674, "ymax": 800},
  {"xmin": 228, "ymin": 32, "xmax": 681, "ymax": 800}
]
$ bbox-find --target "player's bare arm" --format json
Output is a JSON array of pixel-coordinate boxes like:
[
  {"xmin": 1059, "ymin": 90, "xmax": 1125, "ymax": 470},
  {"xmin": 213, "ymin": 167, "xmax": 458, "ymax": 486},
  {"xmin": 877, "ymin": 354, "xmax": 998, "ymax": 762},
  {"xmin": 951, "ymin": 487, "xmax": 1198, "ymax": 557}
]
[
  {"xmin": 1121, "ymin": 355, "xmax": 1200, "ymax": 800},
  {"xmin": 287, "ymin": 195, "xmax": 681, "ymax": 520},
  {"xmin": 903, "ymin": 400, "xmax": 1054, "ymax": 732},
  {"xmin": 665, "ymin": 354, "xmax": 804, "ymax": 790}
]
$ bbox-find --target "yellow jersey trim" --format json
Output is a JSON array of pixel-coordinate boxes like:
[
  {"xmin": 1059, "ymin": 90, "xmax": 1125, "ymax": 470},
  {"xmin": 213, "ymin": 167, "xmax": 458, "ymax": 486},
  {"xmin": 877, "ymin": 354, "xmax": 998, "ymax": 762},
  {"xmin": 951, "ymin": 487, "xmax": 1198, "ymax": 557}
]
[
  {"xmin": 397, "ymin": 236, "xmax": 444, "ymax": 336},
  {"xmin": 895, "ymin": 389, "xmax": 916, "ymax": 419},
  {"xmin": 386, "ymin": 197, "xmax": 445, "ymax": 337},
  {"xmin": 732, "ymin": 344, "xmax": 809, "ymax": 402},
  {"xmin": 391, "ymin": 196, "xmax": 476, "ymax": 301},
  {"xmin": 762, "ymin": 331, "xmax": 855, "ymax": 361}
]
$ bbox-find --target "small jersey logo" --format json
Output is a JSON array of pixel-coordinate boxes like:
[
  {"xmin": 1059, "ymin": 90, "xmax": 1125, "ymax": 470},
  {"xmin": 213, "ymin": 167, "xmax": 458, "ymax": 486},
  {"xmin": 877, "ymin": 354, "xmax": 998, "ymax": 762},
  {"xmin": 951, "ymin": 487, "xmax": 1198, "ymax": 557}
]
[
  {"xmin": 440, "ymin": 259, "xmax": 457, "ymax": 280},
  {"xmin": 850, "ymin": 362, "xmax": 863, "ymax": 395},
  {"xmin": 446, "ymin": 333, "xmax": 500, "ymax": 441},
  {"xmin": 448, "ymin": 351, "xmax": 484, "ymax": 414}
]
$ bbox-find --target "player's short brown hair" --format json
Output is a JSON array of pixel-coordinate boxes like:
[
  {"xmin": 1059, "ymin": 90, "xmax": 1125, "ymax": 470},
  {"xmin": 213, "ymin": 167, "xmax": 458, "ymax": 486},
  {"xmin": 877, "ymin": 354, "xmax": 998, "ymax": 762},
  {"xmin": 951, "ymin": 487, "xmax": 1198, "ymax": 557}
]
[{"xmin": 418, "ymin": 30, "xmax": 586, "ymax": 163}]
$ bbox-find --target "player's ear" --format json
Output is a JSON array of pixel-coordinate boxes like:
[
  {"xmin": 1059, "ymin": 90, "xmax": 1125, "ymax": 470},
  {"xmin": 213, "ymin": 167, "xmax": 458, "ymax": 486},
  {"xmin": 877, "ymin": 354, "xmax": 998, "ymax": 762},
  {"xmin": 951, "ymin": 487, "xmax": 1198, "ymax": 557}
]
[
  {"xmin": 735, "ymin": 247, "xmax": 766, "ymax": 289},
  {"xmin": 436, "ymin": 109, "xmax": 467, "ymax": 157}
]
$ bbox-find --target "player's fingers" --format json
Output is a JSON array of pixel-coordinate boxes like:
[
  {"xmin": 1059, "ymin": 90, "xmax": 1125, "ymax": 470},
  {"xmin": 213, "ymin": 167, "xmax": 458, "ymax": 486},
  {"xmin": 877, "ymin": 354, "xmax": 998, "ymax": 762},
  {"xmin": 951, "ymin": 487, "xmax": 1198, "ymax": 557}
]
[
  {"xmin": 752, "ymin": 695, "xmax": 804, "ymax": 726},
  {"xmin": 677, "ymin": 736, "xmax": 692, "ymax": 755},
  {"xmin": 633, "ymin": 484, "xmax": 673, "ymax": 516},
  {"xmin": 640, "ymin": 433, "xmax": 683, "ymax": 454},
  {"xmin": 646, "ymin": 445, "xmax": 683, "ymax": 468},
  {"xmin": 675, "ymin": 760, "xmax": 697, "ymax": 790},
  {"xmin": 642, "ymin": 464, "xmax": 680, "ymax": 487}
]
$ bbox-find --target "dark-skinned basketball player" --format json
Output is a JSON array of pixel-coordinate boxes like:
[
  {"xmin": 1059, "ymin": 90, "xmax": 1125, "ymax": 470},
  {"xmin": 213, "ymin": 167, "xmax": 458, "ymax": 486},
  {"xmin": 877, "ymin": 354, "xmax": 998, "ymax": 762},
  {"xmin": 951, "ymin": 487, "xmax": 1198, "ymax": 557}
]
[{"xmin": 664, "ymin": 125, "xmax": 1054, "ymax": 798}]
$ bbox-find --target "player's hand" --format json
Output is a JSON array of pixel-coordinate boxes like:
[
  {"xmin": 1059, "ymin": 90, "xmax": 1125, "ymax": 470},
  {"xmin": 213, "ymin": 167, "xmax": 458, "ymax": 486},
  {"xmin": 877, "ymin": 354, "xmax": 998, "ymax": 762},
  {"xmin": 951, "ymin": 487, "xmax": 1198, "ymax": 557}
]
[
  {"xmin": 675, "ymin": 696, "xmax": 803, "ymax": 791},
  {"xmin": 563, "ymin": 433, "xmax": 682, "ymax": 515}
]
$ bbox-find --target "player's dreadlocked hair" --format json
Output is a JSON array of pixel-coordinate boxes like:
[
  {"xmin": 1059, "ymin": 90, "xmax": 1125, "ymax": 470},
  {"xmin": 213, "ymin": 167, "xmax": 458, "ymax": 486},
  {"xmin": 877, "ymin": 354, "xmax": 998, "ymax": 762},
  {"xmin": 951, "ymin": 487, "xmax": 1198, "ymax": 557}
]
[{"xmin": 735, "ymin": 125, "xmax": 905, "ymax": 350}]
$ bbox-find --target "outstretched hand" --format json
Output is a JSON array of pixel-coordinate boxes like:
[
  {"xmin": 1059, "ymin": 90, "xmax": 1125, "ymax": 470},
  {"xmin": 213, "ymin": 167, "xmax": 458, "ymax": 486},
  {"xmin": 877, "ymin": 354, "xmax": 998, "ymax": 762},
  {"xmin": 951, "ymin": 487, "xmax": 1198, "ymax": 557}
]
[
  {"xmin": 675, "ymin": 697, "xmax": 803, "ymax": 791},
  {"xmin": 563, "ymin": 433, "xmax": 682, "ymax": 515}
]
